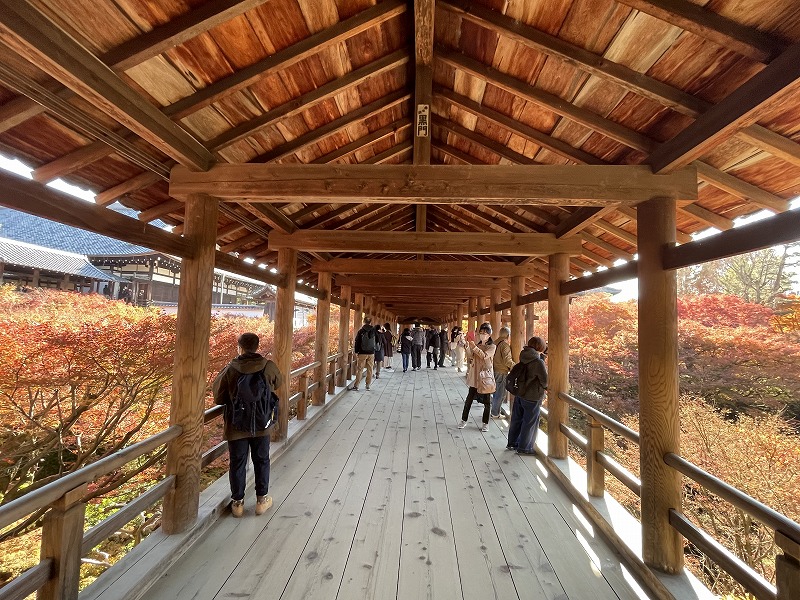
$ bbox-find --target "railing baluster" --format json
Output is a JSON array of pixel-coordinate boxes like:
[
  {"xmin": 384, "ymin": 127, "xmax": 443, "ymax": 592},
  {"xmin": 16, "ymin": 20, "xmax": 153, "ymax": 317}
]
[
  {"xmin": 327, "ymin": 358, "xmax": 335, "ymax": 395},
  {"xmin": 39, "ymin": 483, "xmax": 87, "ymax": 600},
  {"xmin": 587, "ymin": 416, "xmax": 605, "ymax": 497},
  {"xmin": 297, "ymin": 371, "xmax": 310, "ymax": 420},
  {"xmin": 775, "ymin": 531, "xmax": 800, "ymax": 600}
]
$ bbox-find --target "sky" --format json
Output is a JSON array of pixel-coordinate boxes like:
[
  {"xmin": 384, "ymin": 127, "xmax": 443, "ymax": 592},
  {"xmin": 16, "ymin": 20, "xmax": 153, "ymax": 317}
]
[{"xmin": 1, "ymin": 152, "xmax": 798, "ymax": 304}]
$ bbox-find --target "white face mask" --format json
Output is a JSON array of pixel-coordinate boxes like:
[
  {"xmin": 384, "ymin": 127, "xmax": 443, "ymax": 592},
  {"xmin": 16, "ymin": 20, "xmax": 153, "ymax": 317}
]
[{"xmin": 478, "ymin": 333, "xmax": 489, "ymax": 342}]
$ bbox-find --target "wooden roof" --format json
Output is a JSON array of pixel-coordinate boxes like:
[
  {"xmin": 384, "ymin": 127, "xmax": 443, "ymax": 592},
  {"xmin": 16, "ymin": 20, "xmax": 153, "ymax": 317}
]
[{"xmin": 1, "ymin": 0, "xmax": 800, "ymax": 320}]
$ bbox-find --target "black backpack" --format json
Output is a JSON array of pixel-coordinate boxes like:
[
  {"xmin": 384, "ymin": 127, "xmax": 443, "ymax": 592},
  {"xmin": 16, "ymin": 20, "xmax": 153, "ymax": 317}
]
[
  {"xmin": 229, "ymin": 370, "xmax": 277, "ymax": 435},
  {"xmin": 505, "ymin": 361, "xmax": 528, "ymax": 396},
  {"xmin": 358, "ymin": 326, "xmax": 376, "ymax": 353}
]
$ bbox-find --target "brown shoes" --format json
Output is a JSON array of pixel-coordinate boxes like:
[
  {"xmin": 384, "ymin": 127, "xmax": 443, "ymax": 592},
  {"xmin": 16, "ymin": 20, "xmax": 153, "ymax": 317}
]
[
  {"xmin": 231, "ymin": 499, "xmax": 244, "ymax": 518},
  {"xmin": 255, "ymin": 495, "xmax": 273, "ymax": 515}
]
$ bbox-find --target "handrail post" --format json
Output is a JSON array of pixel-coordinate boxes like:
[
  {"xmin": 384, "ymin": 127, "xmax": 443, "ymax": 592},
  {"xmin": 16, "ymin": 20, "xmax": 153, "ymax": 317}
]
[
  {"xmin": 297, "ymin": 371, "xmax": 309, "ymax": 420},
  {"xmin": 313, "ymin": 272, "xmax": 331, "ymax": 406},
  {"xmin": 327, "ymin": 358, "xmax": 335, "ymax": 395},
  {"xmin": 586, "ymin": 416, "xmax": 605, "ymax": 497},
  {"xmin": 39, "ymin": 483, "xmax": 87, "ymax": 600},
  {"xmin": 776, "ymin": 531, "xmax": 800, "ymax": 599},
  {"xmin": 337, "ymin": 284, "xmax": 351, "ymax": 387},
  {"xmin": 547, "ymin": 253, "xmax": 569, "ymax": 459},
  {"xmin": 347, "ymin": 349, "xmax": 354, "ymax": 380}
]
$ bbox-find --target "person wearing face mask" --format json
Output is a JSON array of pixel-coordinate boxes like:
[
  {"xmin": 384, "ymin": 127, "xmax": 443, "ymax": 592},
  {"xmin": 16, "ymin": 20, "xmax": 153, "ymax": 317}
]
[{"xmin": 457, "ymin": 322, "xmax": 496, "ymax": 432}]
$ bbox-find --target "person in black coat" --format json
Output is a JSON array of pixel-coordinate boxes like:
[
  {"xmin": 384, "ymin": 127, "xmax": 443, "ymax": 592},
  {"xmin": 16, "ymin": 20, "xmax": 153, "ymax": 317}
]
[
  {"xmin": 506, "ymin": 337, "xmax": 548, "ymax": 455},
  {"xmin": 426, "ymin": 326, "xmax": 440, "ymax": 369},
  {"xmin": 400, "ymin": 327, "xmax": 413, "ymax": 372},
  {"xmin": 437, "ymin": 326, "xmax": 448, "ymax": 367},
  {"xmin": 373, "ymin": 324, "xmax": 385, "ymax": 379}
]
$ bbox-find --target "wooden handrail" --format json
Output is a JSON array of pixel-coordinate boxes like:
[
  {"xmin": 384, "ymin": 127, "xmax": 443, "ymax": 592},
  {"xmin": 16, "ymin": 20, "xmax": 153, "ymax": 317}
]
[
  {"xmin": 596, "ymin": 452, "xmax": 641, "ymax": 497},
  {"xmin": 290, "ymin": 361, "xmax": 322, "ymax": 377},
  {"xmin": 204, "ymin": 404, "xmax": 224, "ymax": 423},
  {"xmin": 0, "ymin": 560, "xmax": 53, "ymax": 600},
  {"xmin": 558, "ymin": 422, "xmax": 587, "ymax": 451},
  {"xmin": 559, "ymin": 392, "xmax": 640, "ymax": 443},
  {"xmin": 665, "ymin": 453, "xmax": 800, "ymax": 546},
  {"xmin": 669, "ymin": 510, "xmax": 776, "ymax": 600},
  {"xmin": 0, "ymin": 426, "xmax": 181, "ymax": 530}
]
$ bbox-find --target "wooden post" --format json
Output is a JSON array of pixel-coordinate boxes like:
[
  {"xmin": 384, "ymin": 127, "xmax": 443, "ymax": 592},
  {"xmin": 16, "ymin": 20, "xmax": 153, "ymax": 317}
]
[
  {"xmin": 547, "ymin": 253, "xmax": 569, "ymax": 459},
  {"xmin": 587, "ymin": 417, "xmax": 605, "ymax": 497},
  {"xmin": 638, "ymin": 197, "xmax": 683, "ymax": 573},
  {"xmin": 490, "ymin": 287, "xmax": 502, "ymax": 335},
  {"xmin": 354, "ymin": 292, "xmax": 363, "ymax": 331},
  {"xmin": 337, "ymin": 284, "xmax": 351, "ymax": 387},
  {"xmin": 468, "ymin": 297, "xmax": 477, "ymax": 333},
  {"xmin": 510, "ymin": 276, "xmax": 525, "ymax": 362},
  {"xmin": 477, "ymin": 295, "xmax": 486, "ymax": 325},
  {"xmin": 297, "ymin": 371, "xmax": 309, "ymax": 420},
  {"xmin": 313, "ymin": 272, "xmax": 332, "ymax": 406},
  {"xmin": 776, "ymin": 532, "xmax": 800, "ymax": 600},
  {"xmin": 273, "ymin": 248, "xmax": 297, "ymax": 441},
  {"xmin": 163, "ymin": 193, "xmax": 217, "ymax": 534},
  {"xmin": 327, "ymin": 359, "xmax": 336, "ymax": 395},
  {"xmin": 526, "ymin": 304, "xmax": 537, "ymax": 341},
  {"xmin": 39, "ymin": 483, "xmax": 87, "ymax": 600}
]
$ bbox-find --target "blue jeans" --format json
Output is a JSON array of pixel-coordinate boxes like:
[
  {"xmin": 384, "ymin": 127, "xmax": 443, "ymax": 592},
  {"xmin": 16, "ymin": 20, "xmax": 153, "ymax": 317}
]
[
  {"xmin": 228, "ymin": 435, "xmax": 270, "ymax": 500},
  {"xmin": 507, "ymin": 396, "xmax": 543, "ymax": 453},
  {"xmin": 490, "ymin": 372, "xmax": 508, "ymax": 416},
  {"xmin": 401, "ymin": 352, "xmax": 410, "ymax": 371}
]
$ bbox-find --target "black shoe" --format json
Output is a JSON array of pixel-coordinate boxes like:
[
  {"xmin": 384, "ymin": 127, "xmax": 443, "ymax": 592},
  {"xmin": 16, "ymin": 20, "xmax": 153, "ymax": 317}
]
[
  {"xmin": 434, "ymin": 367, "xmax": 438, "ymax": 370},
  {"xmin": 350, "ymin": 386, "xmax": 359, "ymax": 391},
  {"xmin": 505, "ymin": 445, "xmax": 516, "ymax": 451},
  {"xmin": 516, "ymin": 449, "xmax": 536, "ymax": 455}
]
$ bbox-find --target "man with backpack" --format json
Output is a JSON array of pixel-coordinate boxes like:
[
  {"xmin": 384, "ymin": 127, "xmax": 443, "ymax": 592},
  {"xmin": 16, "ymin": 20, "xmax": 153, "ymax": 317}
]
[
  {"xmin": 351, "ymin": 317, "xmax": 376, "ymax": 391},
  {"xmin": 213, "ymin": 333, "xmax": 282, "ymax": 518}
]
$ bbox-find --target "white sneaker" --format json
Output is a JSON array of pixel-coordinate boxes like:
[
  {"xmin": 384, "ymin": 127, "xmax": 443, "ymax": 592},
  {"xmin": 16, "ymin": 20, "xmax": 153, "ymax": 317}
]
[
  {"xmin": 457, "ymin": 420, "xmax": 467, "ymax": 429},
  {"xmin": 481, "ymin": 424, "xmax": 489, "ymax": 432}
]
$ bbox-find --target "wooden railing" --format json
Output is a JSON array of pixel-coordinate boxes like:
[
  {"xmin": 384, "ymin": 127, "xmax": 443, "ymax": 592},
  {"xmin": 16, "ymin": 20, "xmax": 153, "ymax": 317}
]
[
  {"xmin": 0, "ymin": 352, "xmax": 351, "ymax": 600},
  {"xmin": 544, "ymin": 391, "xmax": 800, "ymax": 600}
]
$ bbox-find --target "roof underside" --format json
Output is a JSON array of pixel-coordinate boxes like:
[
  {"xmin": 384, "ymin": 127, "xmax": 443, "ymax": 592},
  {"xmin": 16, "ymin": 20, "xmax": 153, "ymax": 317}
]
[{"xmin": 0, "ymin": 0, "xmax": 799, "ymax": 320}]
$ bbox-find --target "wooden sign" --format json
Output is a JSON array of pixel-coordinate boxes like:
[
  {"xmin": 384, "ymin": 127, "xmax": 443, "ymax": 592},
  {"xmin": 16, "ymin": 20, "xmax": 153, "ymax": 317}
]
[{"xmin": 416, "ymin": 104, "xmax": 430, "ymax": 137}]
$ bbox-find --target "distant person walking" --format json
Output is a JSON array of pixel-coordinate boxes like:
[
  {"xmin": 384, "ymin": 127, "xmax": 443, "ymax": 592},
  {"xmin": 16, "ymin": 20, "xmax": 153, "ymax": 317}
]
[
  {"xmin": 410, "ymin": 323, "xmax": 425, "ymax": 371},
  {"xmin": 213, "ymin": 333, "xmax": 282, "ymax": 518},
  {"xmin": 438, "ymin": 325, "xmax": 448, "ymax": 367},
  {"xmin": 383, "ymin": 323, "xmax": 395, "ymax": 370},
  {"xmin": 351, "ymin": 317, "xmax": 376, "ymax": 391},
  {"xmin": 426, "ymin": 326, "xmax": 440, "ymax": 369},
  {"xmin": 506, "ymin": 337, "xmax": 548, "ymax": 455},
  {"xmin": 450, "ymin": 326, "xmax": 466, "ymax": 372},
  {"xmin": 373, "ymin": 323, "xmax": 385, "ymax": 379},
  {"xmin": 490, "ymin": 327, "xmax": 515, "ymax": 418},
  {"xmin": 400, "ymin": 327, "xmax": 413, "ymax": 372}
]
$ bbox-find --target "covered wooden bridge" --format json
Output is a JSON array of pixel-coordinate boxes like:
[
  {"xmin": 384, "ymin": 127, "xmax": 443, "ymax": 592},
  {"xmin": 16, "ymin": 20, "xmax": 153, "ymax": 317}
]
[{"xmin": 0, "ymin": 0, "xmax": 799, "ymax": 599}]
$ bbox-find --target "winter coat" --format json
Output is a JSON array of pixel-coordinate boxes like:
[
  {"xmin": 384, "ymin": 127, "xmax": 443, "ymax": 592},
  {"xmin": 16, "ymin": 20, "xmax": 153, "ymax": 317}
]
[
  {"xmin": 466, "ymin": 340, "xmax": 496, "ymax": 390},
  {"xmin": 411, "ymin": 326, "xmax": 426, "ymax": 346},
  {"xmin": 213, "ymin": 352, "xmax": 283, "ymax": 441},
  {"xmin": 438, "ymin": 329, "xmax": 448, "ymax": 352},
  {"xmin": 514, "ymin": 346, "xmax": 548, "ymax": 402},
  {"xmin": 383, "ymin": 330, "xmax": 395, "ymax": 357},
  {"xmin": 492, "ymin": 331, "xmax": 515, "ymax": 374},
  {"xmin": 400, "ymin": 329, "xmax": 413, "ymax": 354},
  {"xmin": 426, "ymin": 329, "xmax": 441, "ymax": 350},
  {"xmin": 374, "ymin": 330, "xmax": 385, "ymax": 360}
]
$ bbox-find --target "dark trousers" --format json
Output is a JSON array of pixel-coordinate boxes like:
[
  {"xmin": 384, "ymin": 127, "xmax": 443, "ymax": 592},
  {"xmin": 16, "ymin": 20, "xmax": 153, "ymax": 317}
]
[
  {"xmin": 438, "ymin": 347, "xmax": 446, "ymax": 367},
  {"xmin": 426, "ymin": 348, "xmax": 439, "ymax": 368},
  {"xmin": 412, "ymin": 345, "xmax": 422, "ymax": 369},
  {"xmin": 507, "ymin": 396, "xmax": 543, "ymax": 453},
  {"xmin": 401, "ymin": 352, "xmax": 410, "ymax": 371},
  {"xmin": 461, "ymin": 386, "xmax": 491, "ymax": 424},
  {"xmin": 228, "ymin": 435, "xmax": 270, "ymax": 500}
]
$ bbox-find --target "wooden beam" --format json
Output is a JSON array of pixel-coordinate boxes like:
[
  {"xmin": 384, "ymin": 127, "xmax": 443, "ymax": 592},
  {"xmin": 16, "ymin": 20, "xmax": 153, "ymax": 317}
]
[
  {"xmin": 253, "ymin": 91, "xmax": 410, "ymax": 163},
  {"xmin": 678, "ymin": 203, "xmax": 733, "ymax": 231},
  {"xmin": 31, "ymin": 141, "xmax": 114, "ymax": 183},
  {"xmin": 560, "ymin": 260, "xmax": 639, "ymax": 296},
  {"xmin": 663, "ymin": 209, "xmax": 800, "ymax": 270},
  {"xmin": 336, "ymin": 274, "xmax": 506, "ymax": 288},
  {"xmin": 94, "ymin": 171, "xmax": 163, "ymax": 207},
  {"xmin": 164, "ymin": 0, "xmax": 406, "ymax": 119},
  {"xmin": 649, "ymin": 43, "xmax": 800, "ymax": 173},
  {"xmin": 138, "ymin": 199, "xmax": 184, "ymax": 223},
  {"xmin": 433, "ymin": 141, "xmax": 483, "ymax": 165},
  {"xmin": 694, "ymin": 161, "xmax": 789, "ymax": 212},
  {"xmin": 615, "ymin": 0, "xmax": 785, "ymax": 64},
  {"xmin": 218, "ymin": 232, "xmax": 262, "ymax": 253},
  {"xmin": 213, "ymin": 252, "xmax": 282, "ymax": 286},
  {"xmin": 435, "ymin": 116, "xmax": 541, "ymax": 164},
  {"xmin": 437, "ymin": 46, "xmax": 655, "ymax": 153},
  {"xmin": 582, "ymin": 232, "xmax": 636, "ymax": 262},
  {"xmin": 269, "ymin": 230, "xmax": 582, "ymax": 256},
  {"xmin": 0, "ymin": 1, "xmax": 212, "ymax": 171},
  {"xmin": 554, "ymin": 207, "xmax": 617, "ymax": 238},
  {"xmin": 273, "ymin": 249, "xmax": 297, "ymax": 441},
  {"xmin": 0, "ymin": 170, "xmax": 189, "ymax": 257},
  {"xmin": 363, "ymin": 143, "xmax": 412, "ymax": 165},
  {"xmin": 312, "ymin": 120, "xmax": 411, "ymax": 164},
  {"xmin": 247, "ymin": 204, "xmax": 297, "ymax": 234},
  {"xmin": 170, "ymin": 164, "xmax": 697, "ymax": 204},
  {"xmin": 312, "ymin": 258, "xmax": 542, "ymax": 277},
  {"xmin": 208, "ymin": 50, "xmax": 409, "ymax": 151},
  {"xmin": 413, "ymin": 0, "xmax": 434, "ymax": 165}
]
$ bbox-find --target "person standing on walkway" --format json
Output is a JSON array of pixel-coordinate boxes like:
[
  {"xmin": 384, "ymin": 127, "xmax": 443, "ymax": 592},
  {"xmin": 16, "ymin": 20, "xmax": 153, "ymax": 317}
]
[
  {"xmin": 490, "ymin": 327, "xmax": 515, "ymax": 419},
  {"xmin": 400, "ymin": 327, "xmax": 413, "ymax": 372},
  {"xmin": 383, "ymin": 323, "xmax": 395, "ymax": 369},
  {"xmin": 451, "ymin": 326, "xmax": 466, "ymax": 372},
  {"xmin": 373, "ymin": 323, "xmax": 385, "ymax": 379},
  {"xmin": 351, "ymin": 317, "xmax": 376, "ymax": 391},
  {"xmin": 410, "ymin": 322, "xmax": 425, "ymax": 371},
  {"xmin": 457, "ymin": 322, "xmax": 496, "ymax": 432},
  {"xmin": 438, "ymin": 325, "xmax": 448, "ymax": 367},
  {"xmin": 213, "ymin": 332, "xmax": 282, "ymax": 518},
  {"xmin": 426, "ymin": 326, "xmax": 440, "ymax": 369},
  {"xmin": 506, "ymin": 337, "xmax": 548, "ymax": 454}
]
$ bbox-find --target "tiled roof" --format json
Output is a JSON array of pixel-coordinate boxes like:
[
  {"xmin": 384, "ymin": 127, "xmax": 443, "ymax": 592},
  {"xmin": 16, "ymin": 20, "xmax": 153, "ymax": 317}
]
[
  {"xmin": 0, "ymin": 204, "xmax": 167, "ymax": 256},
  {"xmin": 0, "ymin": 237, "xmax": 125, "ymax": 280}
]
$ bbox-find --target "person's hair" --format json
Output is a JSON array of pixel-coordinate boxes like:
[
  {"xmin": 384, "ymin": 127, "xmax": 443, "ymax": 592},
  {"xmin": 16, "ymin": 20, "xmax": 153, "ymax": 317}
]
[
  {"xmin": 414, "ymin": 322, "xmax": 420, "ymax": 327},
  {"xmin": 498, "ymin": 326, "xmax": 510, "ymax": 338},
  {"xmin": 402, "ymin": 327, "xmax": 410, "ymax": 335},
  {"xmin": 363, "ymin": 317, "xmax": 372, "ymax": 324},
  {"xmin": 478, "ymin": 322, "xmax": 492, "ymax": 335},
  {"xmin": 528, "ymin": 336, "xmax": 546, "ymax": 352},
  {"xmin": 384, "ymin": 322, "xmax": 391, "ymax": 329},
  {"xmin": 237, "ymin": 332, "xmax": 260, "ymax": 353}
]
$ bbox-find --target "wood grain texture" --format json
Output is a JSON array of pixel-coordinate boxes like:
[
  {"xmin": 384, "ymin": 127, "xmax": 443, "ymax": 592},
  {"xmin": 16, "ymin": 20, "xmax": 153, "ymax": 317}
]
[
  {"xmin": 509, "ymin": 275, "xmax": 525, "ymax": 362},
  {"xmin": 273, "ymin": 248, "xmax": 297, "ymax": 441},
  {"xmin": 163, "ymin": 194, "xmax": 218, "ymax": 535},
  {"xmin": 547, "ymin": 253, "xmax": 569, "ymax": 460},
  {"xmin": 313, "ymin": 272, "xmax": 332, "ymax": 406},
  {"xmin": 38, "ymin": 483, "xmax": 87, "ymax": 600},
  {"xmin": 312, "ymin": 258, "xmax": 541, "ymax": 277},
  {"xmin": 637, "ymin": 197, "xmax": 683, "ymax": 573},
  {"xmin": 336, "ymin": 284, "xmax": 351, "ymax": 387}
]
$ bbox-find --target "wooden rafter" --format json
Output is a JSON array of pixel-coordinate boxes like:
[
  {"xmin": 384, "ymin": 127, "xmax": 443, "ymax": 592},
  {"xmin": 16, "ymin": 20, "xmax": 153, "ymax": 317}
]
[
  {"xmin": 336, "ymin": 275, "xmax": 506, "ymax": 288},
  {"xmin": 435, "ymin": 117, "xmax": 540, "ymax": 165},
  {"xmin": 0, "ymin": 1, "xmax": 212, "ymax": 171},
  {"xmin": 311, "ymin": 258, "xmax": 539, "ymax": 277},
  {"xmin": 95, "ymin": 171, "xmax": 163, "ymax": 207},
  {"xmin": 267, "ymin": 230, "xmax": 583, "ymax": 256},
  {"xmin": 170, "ymin": 164, "xmax": 698, "ymax": 204},
  {"xmin": 312, "ymin": 120, "xmax": 411, "ymax": 164}
]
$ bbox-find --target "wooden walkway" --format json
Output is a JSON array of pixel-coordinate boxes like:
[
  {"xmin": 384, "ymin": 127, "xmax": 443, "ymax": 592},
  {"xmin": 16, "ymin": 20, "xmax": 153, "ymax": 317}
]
[{"xmin": 147, "ymin": 365, "xmax": 652, "ymax": 600}]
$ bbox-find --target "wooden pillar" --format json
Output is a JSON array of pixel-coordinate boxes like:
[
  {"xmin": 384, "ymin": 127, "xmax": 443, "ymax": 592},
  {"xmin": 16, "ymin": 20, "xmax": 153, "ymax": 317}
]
[
  {"xmin": 510, "ymin": 276, "xmax": 525, "ymax": 361},
  {"xmin": 39, "ymin": 483, "xmax": 87, "ymax": 600},
  {"xmin": 60, "ymin": 273, "xmax": 70, "ymax": 290},
  {"xmin": 477, "ymin": 295, "xmax": 486, "ymax": 326},
  {"xmin": 32, "ymin": 267, "xmax": 40, "ymax": 287},
  {"xmin": 273, "ymin": 248, "xmax": 297, "ymax": 441},
  {"xmin": 313, "ymin": 272, "xmax": 332, "ymax": 406},
  {"xmin": 163, "ymin": 194, "xmax": 218, "ymax": 534},
  {"xmin": 638, "ymin": 197, "xmax": 683, "ymax": 573},
  {"xmin": 547, "ymin": 253, "xmax": 569, "ymax": 459},
  {"xmin": 526, "ymin": 305, "xmax": 536, "ymax": 342},
  {"xmin": 337, "ymin": 284, "xmax": 351, "ymax": 387},
  {"xmin": 147, "ymin": 260, "xmax": 155, "ymax": 302},
  {"xmin": 0, "ymin": 261, "xmax": 4, "ymax": 284},
  {"xmin": 468, "ymin": 297, "xmax": 477, "ymax": 333},
  {"xmin": 490, "ymin": 287, "xmax": 502, "ymax": 335}
]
